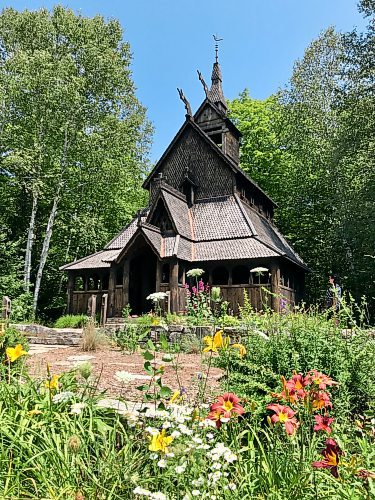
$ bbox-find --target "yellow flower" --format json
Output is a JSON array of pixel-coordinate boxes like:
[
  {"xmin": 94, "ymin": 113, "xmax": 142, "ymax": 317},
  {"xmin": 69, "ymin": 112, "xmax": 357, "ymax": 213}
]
[
  {"xmin": 6, "ymin": 344, "xmax": 28, "ymax": 363},
  {"xmin": 203, "ymin": 330, "xmax": 229, "ymax": 353},
  {"xmin": 28, "ymin": 408, "xmax": 42, "ymax": 416},
  {"xmin": 232, "ymin": 343, "xmax": 247, "ymax": 358},
  {"xmin": 45, "ymin": 374, "xmax": 60, "ymax": 390},
  {"xmin": 148, "ymin": 429, "xmax": 173, "ymax": 453}
]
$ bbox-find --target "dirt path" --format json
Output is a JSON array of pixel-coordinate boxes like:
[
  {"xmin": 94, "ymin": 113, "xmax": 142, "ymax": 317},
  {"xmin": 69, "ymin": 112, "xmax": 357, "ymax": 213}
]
[{"xmin": 27, "ymin": 345, "xmax": 223, "ymax": 402}]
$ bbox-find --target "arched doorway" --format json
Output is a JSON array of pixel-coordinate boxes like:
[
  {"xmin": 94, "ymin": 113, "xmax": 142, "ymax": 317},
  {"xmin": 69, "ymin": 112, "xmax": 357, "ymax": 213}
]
[{"xmin": 129, "ymin": 243, "xmax": 157, "ymax": 315}]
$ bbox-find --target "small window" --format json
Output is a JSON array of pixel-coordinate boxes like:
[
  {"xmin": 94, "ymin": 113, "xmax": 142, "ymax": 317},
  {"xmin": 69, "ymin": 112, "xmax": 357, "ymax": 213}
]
[
  {"xmin": 210, "ymin": 132, "xmax": 222, "ymax": 148},
  {"xmin": 232, "ymin": 265, "xmax": 249, "ymax": 285},
  {"xmin": 212, "ymin": 266, "xmax": 229, "ymax": 285},
  {"xmin": 74, "ymin": 276, "xmax": 84, "ymax": 291}
]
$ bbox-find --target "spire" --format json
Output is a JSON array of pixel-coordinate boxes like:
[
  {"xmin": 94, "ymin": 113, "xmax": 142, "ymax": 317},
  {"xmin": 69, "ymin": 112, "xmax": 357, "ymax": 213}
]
[{"xmin": 209, "ymin": 35, "xmax": 227, "ymax": 114}]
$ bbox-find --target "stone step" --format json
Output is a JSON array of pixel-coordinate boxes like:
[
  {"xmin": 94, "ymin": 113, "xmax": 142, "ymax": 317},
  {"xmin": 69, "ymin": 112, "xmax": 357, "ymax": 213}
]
[
  {"xmin": 105, "ymin": 317, "xmax": 125, "ymax": 324},
  {"xmin": 27, "ymin": 336, "xmax": 81, "ymax": 346}
]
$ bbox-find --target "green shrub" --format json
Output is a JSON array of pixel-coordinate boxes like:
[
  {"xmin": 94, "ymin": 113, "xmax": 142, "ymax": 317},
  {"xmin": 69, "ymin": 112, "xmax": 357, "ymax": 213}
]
[
  {"xmin": 115, "ymin": 323, "xmax": 149, "ymax": 352},
  {"xmin": 215, "ymin": 312, "xmax": 375, "ymax": 420},
  {"xmin": 10, "ymin": 292, "xmax": 33, "ymax": 322},
  {"xmin": 54, "ymin": 314, "xmax": 88, "ymax": 328}
]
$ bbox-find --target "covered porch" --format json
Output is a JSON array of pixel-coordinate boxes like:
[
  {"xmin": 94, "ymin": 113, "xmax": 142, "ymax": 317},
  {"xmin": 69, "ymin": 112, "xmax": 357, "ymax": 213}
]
[{"xmin": 66, "ymin": 255, "xmax": 303, "ymax": 319}]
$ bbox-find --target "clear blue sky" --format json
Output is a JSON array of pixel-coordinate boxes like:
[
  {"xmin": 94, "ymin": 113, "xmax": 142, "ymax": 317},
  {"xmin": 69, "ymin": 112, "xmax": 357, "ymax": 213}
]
[{"xmin": 3, "ymin": 1, "xmax": 367, "ymax": 162}]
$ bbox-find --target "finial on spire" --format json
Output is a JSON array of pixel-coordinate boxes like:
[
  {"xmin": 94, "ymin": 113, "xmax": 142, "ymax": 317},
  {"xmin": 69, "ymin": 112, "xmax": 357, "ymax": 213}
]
[{"xmin": 213, "ymin": 34, "xmax": 223, "ymax": 63}]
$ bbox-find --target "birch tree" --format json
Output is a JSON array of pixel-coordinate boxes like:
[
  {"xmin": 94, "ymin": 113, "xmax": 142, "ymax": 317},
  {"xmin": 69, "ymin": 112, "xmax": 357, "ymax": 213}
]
[{"xmin": 0, "ymin": 6, "xmax": 152, "ymax": 315}]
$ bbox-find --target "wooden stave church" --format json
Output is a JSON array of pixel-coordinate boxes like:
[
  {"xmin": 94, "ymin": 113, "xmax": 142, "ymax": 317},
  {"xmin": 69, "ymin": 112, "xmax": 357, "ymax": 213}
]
[{"xmin": 61, "ymin": 57, "xmax": 308, "ymax": 318}]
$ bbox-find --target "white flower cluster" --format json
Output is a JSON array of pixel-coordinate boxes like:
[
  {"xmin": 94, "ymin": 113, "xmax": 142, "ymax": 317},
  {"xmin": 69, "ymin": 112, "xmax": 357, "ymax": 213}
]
[
  {"xmin": 146, "ymin": 292, "xmax": 168, "ymax": 303},
  {"xmin": 186, "ymin": 268, "xmax": 204, "ymax": 278},
  {"xmin": 207, "ymin": 442, "xmax": 237, "ymax": 464},
  {"xmin": 133, "ymin": 487, "xmax": 167, "ymax": 500},
  {"xmin": 70, "ymin": 402, "xmax": 86, "ymax": 415},
  {"xmin": 52, "ymin": 391, "xmax": 74, "ymax": 403}
]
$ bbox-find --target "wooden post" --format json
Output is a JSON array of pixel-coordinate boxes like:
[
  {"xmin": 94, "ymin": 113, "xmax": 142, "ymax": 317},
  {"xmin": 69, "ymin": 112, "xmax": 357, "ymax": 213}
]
[
  {"xmin": 270, "ymin": 261, "xmax": 281, "ymax": 312},
  {"xmin": 123, "ymin": 259, "xmax": 130, "ymax": 308},
  {"xmin": 169, "ymin": 258, "xmax": 179, "ymax": 313},
  {"xmin": 108, "ymin": 267, "xmax": 116, "ymax": 317},
  {"xmin": 155, "ymin": 260, "xmax": 162, "ymax": 292},
  {"xmin": 101, "ymin": 293, "xmax": 108, "ymax": 326},
  {"xmin": 67, "ymin": 272, "xmax": 74, "ymax": 314},
  {"xmin": 87, "ymin": 294, "xmax": 97, "ymax": 318}
]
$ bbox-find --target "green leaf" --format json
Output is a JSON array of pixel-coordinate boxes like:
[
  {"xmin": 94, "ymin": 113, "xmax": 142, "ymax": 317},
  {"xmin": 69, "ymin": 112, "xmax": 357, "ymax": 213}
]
[
  {"xmin": 159, "ymin": 386, "xmax": 172, "ymax": 398},
  {"xmin": 136, "ymin": 385, "xmax": 149, "ymax": 392},
  {"xmin": 147, "ymin": 339, "xmax": 156, "ymax": 351},
  {"xmin": 143, "ymin": 350, "xmax": 154, "ymax": 361}
]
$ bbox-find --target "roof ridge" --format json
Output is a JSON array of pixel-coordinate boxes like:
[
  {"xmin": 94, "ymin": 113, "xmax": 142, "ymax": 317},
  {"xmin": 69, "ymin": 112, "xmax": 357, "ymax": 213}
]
[{"xmin": 233, "ymin": 194, "xmax": 258, "ymax": 237}]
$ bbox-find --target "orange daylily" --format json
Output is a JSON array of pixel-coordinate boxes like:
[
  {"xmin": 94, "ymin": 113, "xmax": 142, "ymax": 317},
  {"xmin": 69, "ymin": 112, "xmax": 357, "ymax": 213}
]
[
  {"xmin": 267, "ymin": 403, "xmax": 299, "ymax": 435},
  {"xmin": 6, "ymin": 344, "xmax": 28, "ymax": 363},
  {"xmin": 208, "ymin": 392, "xmax": 245, "ymax": 429},
  {"xmin": 305, "ymin": 370, "xmax": 337, "ymax": 390},
  {"xmin": 312, "ymin": 438, "xmax": 343, "ymax": 477}
]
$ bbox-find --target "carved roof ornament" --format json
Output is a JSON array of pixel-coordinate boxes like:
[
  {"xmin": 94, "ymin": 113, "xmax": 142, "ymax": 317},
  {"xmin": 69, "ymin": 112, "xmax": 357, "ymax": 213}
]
[
  {"xmin": 177, "ymin": 88, "xmax": 192, "ymax": 117},
  {"xmin": 197, "ymin": 70, "xmax": 209, "ymax": 98}
]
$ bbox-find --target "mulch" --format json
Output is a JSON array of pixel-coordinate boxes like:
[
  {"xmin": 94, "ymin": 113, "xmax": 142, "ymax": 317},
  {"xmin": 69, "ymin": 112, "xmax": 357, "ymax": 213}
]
[{"xmin": 26, "ymin": 345, "xmax": 223, "ymax": 403}]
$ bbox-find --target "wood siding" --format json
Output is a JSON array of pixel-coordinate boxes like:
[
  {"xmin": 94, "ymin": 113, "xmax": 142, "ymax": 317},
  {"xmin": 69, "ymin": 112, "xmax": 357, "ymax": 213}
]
[{"xmin": 151, "ymin": 126, "xmax": 233, "ymax": 203}]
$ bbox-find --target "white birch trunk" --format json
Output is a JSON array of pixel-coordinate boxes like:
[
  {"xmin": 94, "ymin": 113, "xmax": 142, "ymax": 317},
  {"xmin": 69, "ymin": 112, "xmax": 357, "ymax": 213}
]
[
  {"xmin": 24, "ymin": 192, "xmax": 38, "ymax": 293},
  {"xmin": 32, "ymin": 185, "xmax": 61, "ymax": 313},
  {"xmin": 33, "ymin": 127, "xmax": 69, "ymax": 314}
]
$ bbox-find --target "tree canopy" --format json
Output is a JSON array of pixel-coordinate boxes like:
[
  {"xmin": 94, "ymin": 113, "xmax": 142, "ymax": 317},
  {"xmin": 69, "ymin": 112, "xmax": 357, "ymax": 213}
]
[
  {"xmin": 0, "ymin": 6, "xmax": 152, "ymax": 317},
  {"xmin": 229, "ymin": 12, "xmax": 374, "ymax": 317}
]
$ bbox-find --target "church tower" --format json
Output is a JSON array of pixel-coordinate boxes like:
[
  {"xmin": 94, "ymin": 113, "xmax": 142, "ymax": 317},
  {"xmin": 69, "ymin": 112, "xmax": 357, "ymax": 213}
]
[{"xmin": 195, "ymin": 54, "xmax": 241, "ymax": 164}]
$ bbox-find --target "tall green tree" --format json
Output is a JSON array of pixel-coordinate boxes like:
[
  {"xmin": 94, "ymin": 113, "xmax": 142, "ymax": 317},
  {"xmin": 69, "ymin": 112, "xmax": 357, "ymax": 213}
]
[{"xmin": 0, "ymin": 7, "xmax": 152, "ymax": 316}]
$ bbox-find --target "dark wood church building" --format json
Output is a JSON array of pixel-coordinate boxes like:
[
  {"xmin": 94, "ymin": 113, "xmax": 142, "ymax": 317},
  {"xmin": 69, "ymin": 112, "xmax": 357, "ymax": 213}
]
[{"xmin": 61, "ymin": 56, "xmax": 307, "ymax": 318}]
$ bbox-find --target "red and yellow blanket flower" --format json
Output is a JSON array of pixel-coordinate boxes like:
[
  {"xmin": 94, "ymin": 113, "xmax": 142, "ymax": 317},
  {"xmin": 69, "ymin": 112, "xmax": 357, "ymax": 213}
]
[
  {"xmin": 313, "ymin": 414, "xmax": 334, "ymax": 433},
  {"xmin": 6, "ymin": 344, "xmax": 27, "ymax": 363},
  {"xmin": 267, "ymin": 403, "xmax": 299, "ymax": 435},
  {"xmin": 312, "ymin": 438, "xmax": 343, "ymax": 477}
]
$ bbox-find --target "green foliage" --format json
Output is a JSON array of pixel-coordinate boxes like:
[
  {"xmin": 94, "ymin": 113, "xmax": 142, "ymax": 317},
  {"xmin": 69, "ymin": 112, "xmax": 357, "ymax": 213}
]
[
  {"xmin": 216, "ymin": 312, "xmax": 375, "ymax": 420},
  {"xmin": 10, "ymin": 292, "xmax": 33, "ymax": 322},
  {"xmin": 54, "ymin": 314, "xmax": 88, "ymax": 328},
  {"xmin": 0, "ymin": 232, "xmax": 23, "ymax": 298},
  {"xmin": 228, "ymin": 21, "xmax": 375, "ymax": 319},
  {"xmin": 122, "ymin": 303, "xmax": 132, "ymax": 319},
  {"xmin": 0, "ymin": 6, "xmax": 152, "ymax": 317},
  {"xmin": 0, "ymin": 326, "xmax": 29, "ymax": 365},
  {"xmin": 115, "ymin": 324, "xmax": 148, "ymax": 353}
]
